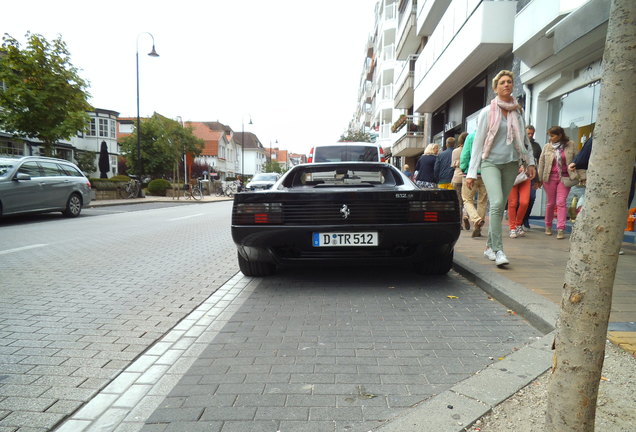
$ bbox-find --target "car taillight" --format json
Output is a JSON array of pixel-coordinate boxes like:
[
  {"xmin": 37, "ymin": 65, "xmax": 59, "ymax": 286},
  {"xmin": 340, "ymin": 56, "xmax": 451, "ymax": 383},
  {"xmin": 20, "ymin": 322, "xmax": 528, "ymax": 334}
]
[
  {"xmin": 86, "ymin": 180, "xmax": 91, "ymax": 188},
  {"xmin": 234, "ymin": 203, "xmax": 283, "ymax": 224},
  {"xmin": 408, "ymin": 201, "xmax": 456, "ymax": 222},
  {"xmin": 379, "ymin": 146, "xmax": 385, "ymax": 162},
  {"xmin": 308, "ymin": 147, "xmax": 314, "ymax": 163}
]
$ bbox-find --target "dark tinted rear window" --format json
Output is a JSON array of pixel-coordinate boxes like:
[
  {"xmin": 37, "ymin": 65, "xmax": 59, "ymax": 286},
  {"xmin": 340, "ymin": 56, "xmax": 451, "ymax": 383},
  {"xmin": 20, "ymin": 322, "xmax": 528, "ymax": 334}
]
[{"xmin": 314, "ymin": 145, "xmax": 378, "ymax": 162}]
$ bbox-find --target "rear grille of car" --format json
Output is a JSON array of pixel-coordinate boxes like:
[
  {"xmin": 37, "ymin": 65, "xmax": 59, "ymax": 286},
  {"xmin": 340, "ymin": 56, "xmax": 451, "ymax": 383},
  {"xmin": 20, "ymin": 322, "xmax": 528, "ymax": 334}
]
[{"xmin": 282, "ymin": 201, "xmax": 409, "ymax": 224}]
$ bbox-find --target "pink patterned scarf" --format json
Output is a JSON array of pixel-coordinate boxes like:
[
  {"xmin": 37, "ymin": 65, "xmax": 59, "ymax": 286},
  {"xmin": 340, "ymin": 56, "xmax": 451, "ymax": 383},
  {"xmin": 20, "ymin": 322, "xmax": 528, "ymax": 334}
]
[{"xmin": 482, "ymin": 97, "xmax": 526, "ymax": 163}]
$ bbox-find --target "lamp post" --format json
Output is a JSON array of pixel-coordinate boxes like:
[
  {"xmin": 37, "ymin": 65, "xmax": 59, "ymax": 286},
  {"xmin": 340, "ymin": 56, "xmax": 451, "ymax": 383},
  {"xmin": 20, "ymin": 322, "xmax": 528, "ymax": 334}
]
[
  {"xmin": 241, "ymin": 115, "xmax": 253, "ymax": 178},
  {"xmin": 136, "ymin": 32, "xmax": 159, "ymax": 191}
]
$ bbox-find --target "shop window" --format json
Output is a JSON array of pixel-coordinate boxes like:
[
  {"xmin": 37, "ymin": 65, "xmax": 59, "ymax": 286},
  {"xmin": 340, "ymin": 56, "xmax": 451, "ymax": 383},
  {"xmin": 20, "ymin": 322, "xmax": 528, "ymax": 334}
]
[{"xmin": 548, "ymin": 81, "xmax": 601, "ymax": 148}]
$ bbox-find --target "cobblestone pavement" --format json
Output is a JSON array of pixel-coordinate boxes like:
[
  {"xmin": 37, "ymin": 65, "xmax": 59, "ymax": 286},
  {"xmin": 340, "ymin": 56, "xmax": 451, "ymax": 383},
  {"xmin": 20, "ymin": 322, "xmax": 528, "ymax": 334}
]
[
  {"xmin": 0, "ymin": 201, "xmax": 238, "ymax": 431},
  {"xmin": 55, "ymin": 262, "xmax": 542, "ymax": 432}
]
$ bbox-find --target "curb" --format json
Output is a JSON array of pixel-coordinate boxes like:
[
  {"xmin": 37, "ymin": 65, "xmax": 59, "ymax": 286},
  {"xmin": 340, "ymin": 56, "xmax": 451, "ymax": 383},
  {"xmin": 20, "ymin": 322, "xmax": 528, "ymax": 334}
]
[
  {"xmin": 374, "ymin": 251, "xmax": 558, "ymax": 432},
  {"xmin": 87, "ymin": 196, "xmax": 232, "ymax": 208}
]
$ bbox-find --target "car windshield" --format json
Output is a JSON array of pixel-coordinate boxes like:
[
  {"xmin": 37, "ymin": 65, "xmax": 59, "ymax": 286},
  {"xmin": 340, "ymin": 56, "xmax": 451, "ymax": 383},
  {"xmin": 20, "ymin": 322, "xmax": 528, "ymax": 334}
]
[
  {"xmin": 0, "ymin": 158, "xmax": 17, "ymax": 177},
  {"xmin": 285, "ymin": 165, "xmax": 399, "ymax": 188},
  {"xmin": 314, "ymin": 145, "xmax": 378, "ymax": 162},
  {"xmin": 252, "ymin": 173, "xmax": 279, "ymax": 182}
]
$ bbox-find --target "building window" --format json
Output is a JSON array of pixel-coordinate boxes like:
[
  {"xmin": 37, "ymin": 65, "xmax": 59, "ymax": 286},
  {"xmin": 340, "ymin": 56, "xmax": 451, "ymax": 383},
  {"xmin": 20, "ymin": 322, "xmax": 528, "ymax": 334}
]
[
  {"xmin": 547, "ymin": 81, "xmax": 600, "ymax": 149},
  {"xmin": 88, "ymin": 118, "xmax": 96, "ymax": 136},
  {"xmin": 110, "ymin": 119, "xmax": 116, "ymax": 138},
  {"xmin": 99, "ymin": 118, "xmax": 109, "ymax": 137}
]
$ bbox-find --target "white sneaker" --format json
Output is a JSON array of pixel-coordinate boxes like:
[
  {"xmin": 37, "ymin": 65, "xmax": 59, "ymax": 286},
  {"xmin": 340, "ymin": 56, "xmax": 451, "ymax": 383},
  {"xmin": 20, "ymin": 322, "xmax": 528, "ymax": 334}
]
[
  {"xmin": 509, "ymin": 229, "xmax": 517, "ymax": 239},
  {"xmin": 516, "ymin": 226, "xmax": 526, "ymax": 237},
  {"xmin": 495, "ymin": 250, "xmax": 509, "ymax": 266},
  {"xmin": 484, "ymin": 247, "xmax": 496, "ymax": 261}
]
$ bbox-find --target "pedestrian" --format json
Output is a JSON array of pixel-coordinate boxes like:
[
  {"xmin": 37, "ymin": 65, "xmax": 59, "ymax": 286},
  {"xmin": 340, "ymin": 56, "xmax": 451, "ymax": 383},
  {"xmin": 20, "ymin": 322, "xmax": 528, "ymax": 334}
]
[
  {"xmin": 460, "ymin": 132, "xmax": 488, "ymax": 237},
  {"xmin": 537, "ymin": 126, "xmax": 579, "ymax": 239},
  {"xmin": 435, "ymin": 137, "xmax": 455, "ymax": 189},
  {"xmin": 402, "ymin": 164, "xmax": 412, "ymax": 179},
  {"xmin": 413, "ymin": 143, "xmax": 439, "ymax": 188},
  {"xmin": 523, "ymin": 125, "xmax": 543, "ymax": 228},
  {"xmin": 452, "ymin": 132, "xmax": 470, "ymax": 229},
  {"xmin": 507, "ymin": 166, "xmax": 531, "ymax": 238},
  {"xmin": 466, "ymin": 70, "xmax": 536, "ymax": 266}
]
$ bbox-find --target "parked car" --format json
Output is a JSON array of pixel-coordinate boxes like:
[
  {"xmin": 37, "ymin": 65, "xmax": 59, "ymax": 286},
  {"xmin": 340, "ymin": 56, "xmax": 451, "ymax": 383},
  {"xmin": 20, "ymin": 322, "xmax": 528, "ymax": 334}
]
[
  {"xmin": 308, "ymin": 142, "xmax": 385, "ymax": 163},
  {"xmin": 231, "ymin": 162, "xmax": 460, "ymax": 276},
  {"xmin": 245, "ymin": 172, "xmax": 281, "ymax": 191},
  {"xmin": 0, "ymin": 155, "xmax": 92, "ymax": 218}
]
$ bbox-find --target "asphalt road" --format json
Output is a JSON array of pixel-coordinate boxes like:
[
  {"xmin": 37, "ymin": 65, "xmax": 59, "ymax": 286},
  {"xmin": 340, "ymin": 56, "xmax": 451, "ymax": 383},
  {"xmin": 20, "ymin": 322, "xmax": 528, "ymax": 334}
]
[{"xmin": 0, "ymin": 202, "xmax": 542, "ymax": 431}]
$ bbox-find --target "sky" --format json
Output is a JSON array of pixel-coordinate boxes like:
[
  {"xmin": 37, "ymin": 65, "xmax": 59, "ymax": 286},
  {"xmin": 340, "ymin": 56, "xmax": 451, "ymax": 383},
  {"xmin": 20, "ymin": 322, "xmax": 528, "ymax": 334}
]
[{"xmin": 3, "ymin": 0, "xmax": 378, "ymax": 155}]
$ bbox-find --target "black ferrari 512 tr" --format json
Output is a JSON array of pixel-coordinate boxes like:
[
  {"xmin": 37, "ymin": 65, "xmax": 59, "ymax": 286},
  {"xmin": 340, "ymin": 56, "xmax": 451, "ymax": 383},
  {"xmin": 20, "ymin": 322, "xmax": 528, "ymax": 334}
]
[{"xmin": 231, "ymin": 162, "xmax": 460, "ymax": 276}]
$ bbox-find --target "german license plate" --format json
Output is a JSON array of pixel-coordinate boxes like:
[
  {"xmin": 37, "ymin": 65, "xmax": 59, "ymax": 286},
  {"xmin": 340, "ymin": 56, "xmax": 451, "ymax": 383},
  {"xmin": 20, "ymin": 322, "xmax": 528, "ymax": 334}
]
[{"xmin": 312, "ymin": 232, "xmax": 378, "ymax": 247}]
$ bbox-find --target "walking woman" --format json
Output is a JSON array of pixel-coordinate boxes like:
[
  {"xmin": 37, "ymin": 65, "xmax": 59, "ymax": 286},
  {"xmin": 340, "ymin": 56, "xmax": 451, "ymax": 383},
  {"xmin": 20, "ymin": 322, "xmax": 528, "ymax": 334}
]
[
  {"xmin": 413, "ymin": 143, "xmax": 440, "ymax": 188},
  {"xmin": 466, "ymin": 70, "xmax": 536, "ymax": 266},
  {"xmin": 537, "ymin": 126, "xmax": 579, "ymax": 239}
]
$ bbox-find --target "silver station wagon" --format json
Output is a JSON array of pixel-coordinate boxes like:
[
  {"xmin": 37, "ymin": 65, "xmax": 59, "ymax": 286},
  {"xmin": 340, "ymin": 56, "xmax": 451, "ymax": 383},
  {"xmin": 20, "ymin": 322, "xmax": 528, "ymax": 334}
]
[{"xmin": 0, "ymin": 155, "xmax": 92, "ymax": 218}]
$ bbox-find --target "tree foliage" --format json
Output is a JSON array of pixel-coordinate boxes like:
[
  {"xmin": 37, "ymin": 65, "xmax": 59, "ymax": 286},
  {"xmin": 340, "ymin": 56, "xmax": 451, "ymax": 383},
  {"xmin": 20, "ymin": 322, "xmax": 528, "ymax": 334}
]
[
  {"xmin": 74, "ymin": 150, "xmax": 96, "ymax": 176},
  {"xmin": 339, "ymin": 129, "xmax": 374, "ymax": 143},
  {"xmin": 263, "ymin": 160, "xmax": 284, "ymax": 173},
  {"xmin": 0, "ymin": 33, "xmax": 92, "ymax": 155},
  {"xmin": 118, "ymin": 113, "xmax": 203, "ymax": 179}
]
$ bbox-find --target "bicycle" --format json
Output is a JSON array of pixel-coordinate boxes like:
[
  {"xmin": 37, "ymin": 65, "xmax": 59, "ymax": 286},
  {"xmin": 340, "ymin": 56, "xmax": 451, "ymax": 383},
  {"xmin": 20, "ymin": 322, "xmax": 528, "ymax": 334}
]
[
  {"xmin": 215, "ymin": 180, "xmax": 238, "ymax": 198},
  {"xmin": 118, "ymin": 177, "xmax": 141, "ymax": 199},
  {"xmin": 183, "ymin": 182, "xmax": 203, "ymax": 200}
]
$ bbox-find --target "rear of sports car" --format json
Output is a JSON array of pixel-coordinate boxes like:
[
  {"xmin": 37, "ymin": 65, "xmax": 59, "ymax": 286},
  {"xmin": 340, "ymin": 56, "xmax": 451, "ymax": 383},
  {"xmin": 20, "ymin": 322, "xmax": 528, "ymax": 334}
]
[{"xmin": 231, "ymin": 163, "xmax": 460, "ymax": 276}]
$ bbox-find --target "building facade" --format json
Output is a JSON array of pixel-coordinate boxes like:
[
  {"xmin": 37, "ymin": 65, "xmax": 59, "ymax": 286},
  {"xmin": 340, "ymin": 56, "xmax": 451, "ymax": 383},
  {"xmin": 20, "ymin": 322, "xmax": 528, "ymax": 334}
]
[{"xmin": 352, "ymin": 0, "xmax": 610, "ymax": 216}]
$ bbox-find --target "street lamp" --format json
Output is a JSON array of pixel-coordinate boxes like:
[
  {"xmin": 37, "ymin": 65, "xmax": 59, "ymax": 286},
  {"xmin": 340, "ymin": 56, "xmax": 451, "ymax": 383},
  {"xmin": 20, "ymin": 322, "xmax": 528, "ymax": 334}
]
[
  {"xmin": 136, "ymin": 32, "xmax": 159, "ymax": 191},
  {"xmin": 241, "ymin": 115, "xmax": 253, "ymax": 178}
]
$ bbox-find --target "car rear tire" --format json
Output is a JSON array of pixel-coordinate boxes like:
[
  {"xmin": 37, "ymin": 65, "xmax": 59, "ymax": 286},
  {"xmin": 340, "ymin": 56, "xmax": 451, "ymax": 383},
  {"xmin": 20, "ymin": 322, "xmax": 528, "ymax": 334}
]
[
  {"xmin": 237, "ymin": 252, "xmax": 275, "ymax": 277},
  {"xmin": 62, "ymin": 193, "xmax": 82, "ymax": 218},
  {"xmin": 417, "ymin": 249, "xmax": 453, "ymax": 275}
]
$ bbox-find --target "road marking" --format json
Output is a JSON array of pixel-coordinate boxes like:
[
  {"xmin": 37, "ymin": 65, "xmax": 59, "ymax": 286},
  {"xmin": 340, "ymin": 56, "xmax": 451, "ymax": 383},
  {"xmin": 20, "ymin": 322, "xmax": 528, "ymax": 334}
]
[
  {"xmin": 168, "ymin": 213, "xmax": 204, "ymax": 221},
  {"xmin": 0, "ymin": 244, "xmax": 48, "ymax": 255}
]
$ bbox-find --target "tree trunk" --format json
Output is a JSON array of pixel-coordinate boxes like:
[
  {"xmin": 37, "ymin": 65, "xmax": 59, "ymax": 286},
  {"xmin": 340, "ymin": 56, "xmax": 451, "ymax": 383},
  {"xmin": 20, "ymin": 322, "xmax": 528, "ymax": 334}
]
[{"xmin": 546, "ymin": 1, "xmax": 636, "ymax": 431}]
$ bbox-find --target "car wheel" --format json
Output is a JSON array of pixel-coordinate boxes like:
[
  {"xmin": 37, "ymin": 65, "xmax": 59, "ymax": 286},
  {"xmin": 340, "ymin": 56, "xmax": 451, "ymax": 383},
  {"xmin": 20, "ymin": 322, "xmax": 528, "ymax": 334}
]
[
  {"xmin": 237, "ymin": 252, "xmax": 275, "ymax": 277},
  {"xmin": 416, "ymin": 249, "xmax": 453, "ymax": 275},
  {"xmin": 62, "ymin": 193, "xmax": 82, "ymax": 217}
]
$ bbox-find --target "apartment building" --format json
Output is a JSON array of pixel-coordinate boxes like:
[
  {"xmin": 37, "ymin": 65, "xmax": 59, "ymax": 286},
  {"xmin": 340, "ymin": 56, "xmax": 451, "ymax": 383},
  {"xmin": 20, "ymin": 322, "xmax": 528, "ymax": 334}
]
[
  {"xmin": 351, "ymin": 0, "xmax": 401, "ymax": 157},
  {"xmin": 352, "ymin": 0, "xmax": 610, "ymax": 214}
]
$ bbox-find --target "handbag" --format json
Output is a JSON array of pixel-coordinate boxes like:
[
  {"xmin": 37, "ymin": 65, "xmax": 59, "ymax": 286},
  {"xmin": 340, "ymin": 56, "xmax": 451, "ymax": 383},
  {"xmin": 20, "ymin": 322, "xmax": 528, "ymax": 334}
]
[
  {"xmin": 514, "ymin": 171, "xmax": 528, "ymax": 186},
  {"xmin": 560, "ymin": 170, "xmax": 579, "ymax": 187}
]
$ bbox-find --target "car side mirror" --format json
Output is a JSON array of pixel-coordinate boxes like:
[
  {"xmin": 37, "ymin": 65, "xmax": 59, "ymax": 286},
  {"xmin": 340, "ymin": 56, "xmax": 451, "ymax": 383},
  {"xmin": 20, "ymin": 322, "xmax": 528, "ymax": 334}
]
[{"xmin": 14, "ymin": 173, "xmax": 31, "ymax": 181}]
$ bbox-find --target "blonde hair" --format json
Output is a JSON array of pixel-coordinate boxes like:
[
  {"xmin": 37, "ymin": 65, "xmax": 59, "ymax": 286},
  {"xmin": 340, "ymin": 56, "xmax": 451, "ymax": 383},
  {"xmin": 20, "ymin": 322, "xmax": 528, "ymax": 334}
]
[
  {"xmin": 424, "ymin": 143, "xmax": 439, "ymax": 155},
  {"xmin": 492, "ymin": 70, "xmax": 514, "ymax": 91},
  {"xmin": 404, "ymin": 164, "xmax": 410, "ymax": 170}
]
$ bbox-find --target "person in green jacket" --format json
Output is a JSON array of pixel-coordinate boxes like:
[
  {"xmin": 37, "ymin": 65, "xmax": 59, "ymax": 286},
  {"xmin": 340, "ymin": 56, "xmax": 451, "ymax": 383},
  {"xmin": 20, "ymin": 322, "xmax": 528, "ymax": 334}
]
[{"xmin": 460, "ymin": 132, "xmax": 488, "ymax": 237}]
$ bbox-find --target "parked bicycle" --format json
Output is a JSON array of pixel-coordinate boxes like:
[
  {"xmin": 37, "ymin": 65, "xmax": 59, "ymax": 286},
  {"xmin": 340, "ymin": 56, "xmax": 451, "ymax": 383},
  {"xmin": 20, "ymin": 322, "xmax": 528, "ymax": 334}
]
[
  {"xmin": 215, "ymin": 180, "xmax": 239, "ymax": 198},
  {"xmin": 118, "ymin": 176, "xmax": 141, "ymax": 199},
  {"xmin": 183, "ymin": 181, "xmax": 203, "ymax": 200}
]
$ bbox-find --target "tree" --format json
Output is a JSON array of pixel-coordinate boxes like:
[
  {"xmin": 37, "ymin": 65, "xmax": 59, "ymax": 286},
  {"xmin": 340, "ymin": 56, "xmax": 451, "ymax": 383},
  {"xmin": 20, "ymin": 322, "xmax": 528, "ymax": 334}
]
[
  {"xmin": 74, "ymin": 150, "xmax": 97, "ymax": 176},
  {"xmin": 546, "ymin": 1, "xmax": 636, "ymax": 430},
  {"xmin": 118, "ymin": 113, "xmax": 203, "ymax": 179},
  {"xmin": 339, "ymin": 129, "xmax": 374, "ymax": 143},
  {"xmin": 263, "ymin": 160, "xmax": 283, "ymax": 173},
  {"xmin": 0, "ymin": 33, "xmax": 92, "ymax": 156}
]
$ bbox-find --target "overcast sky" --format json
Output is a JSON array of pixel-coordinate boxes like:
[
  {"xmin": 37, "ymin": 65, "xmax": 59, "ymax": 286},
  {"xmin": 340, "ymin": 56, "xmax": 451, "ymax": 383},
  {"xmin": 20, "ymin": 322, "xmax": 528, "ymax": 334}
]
[{"xmin": 3, "ymin": 0, "xmax": 378, "ymax": 155}]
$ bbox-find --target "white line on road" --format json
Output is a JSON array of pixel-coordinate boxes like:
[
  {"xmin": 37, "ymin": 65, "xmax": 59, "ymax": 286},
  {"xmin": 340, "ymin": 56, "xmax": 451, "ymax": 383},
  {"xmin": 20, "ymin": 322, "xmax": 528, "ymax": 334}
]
[
  {"xmin": 0, "ymin": 244, "xmax": 48, "ymax": 255},
  {"xmin": 168, "ymin": 213, "xmax": 205, "ymax": 221}
]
